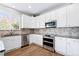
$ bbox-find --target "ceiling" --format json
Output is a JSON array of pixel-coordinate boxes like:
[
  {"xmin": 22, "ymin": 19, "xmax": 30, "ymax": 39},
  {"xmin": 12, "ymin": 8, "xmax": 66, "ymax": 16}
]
[{"xmin": 1, "ymin": 3, "xmax": 71, "ymax": 16}]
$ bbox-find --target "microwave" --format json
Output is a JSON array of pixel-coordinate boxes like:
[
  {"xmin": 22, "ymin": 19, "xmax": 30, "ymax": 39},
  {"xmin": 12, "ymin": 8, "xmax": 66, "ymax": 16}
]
[{"xmin": 45, "ymin": 20, "xmax": 57, "ymax": 28}]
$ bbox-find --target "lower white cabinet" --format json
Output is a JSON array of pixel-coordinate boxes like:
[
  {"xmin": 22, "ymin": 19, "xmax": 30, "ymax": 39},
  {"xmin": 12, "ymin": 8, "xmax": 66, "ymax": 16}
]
[
  {"xmin": 55, "ymin": 36, "xmax": 79, "ymax": 56},
  {"xmin": 55, "ymin": 37, "xmax": 67, "ymax": 55},
  {"xmin": 67, "ymin": 38, "xmax": 79, "ymax": 56},
  {"xmin": 2, "ymin": 36, "xmax": 21, "ymax": 51},
  {"xmin": 28, "ymin": 34, "xmax": 43, "ymax": 47}
]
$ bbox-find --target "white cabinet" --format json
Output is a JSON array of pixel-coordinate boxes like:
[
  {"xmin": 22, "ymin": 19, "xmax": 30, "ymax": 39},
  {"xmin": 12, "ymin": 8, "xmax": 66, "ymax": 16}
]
[
  {"xmin": 2, "ymin": 36, "xmax": 21, "ymax": 51},
  {"xmin": 45, "ymin": 13, "xmax": 52, "ymax": 22},
  {"xmin": 54, "ymin": 4, "xmax": 79, "ymax": 27},
  {"xmin": 67, "ymin": 38, "xmax": 79, "ymax": 56},
  {"xmin": 32, "ymin": 17, "xmax": 45, "ymax": 28},
  {"xmin": 50, "ymin": 11, "xmax": 56, "ymax": 21},
  {"xmin": 32, "ymin": 17, "xmax": 39, "ymax": 28},
  {"xmin": 55, "ymin": 6, "xmax": 67, "ymax": 27},
  {"xmin": 55, "ymin": 37, "xmax": 67, "ymax": 55},
  {"xmin": 28, "ymin": 34, "xmax": 43, "ymax": 46},
  {"xmin": 22, "ymin": 14, "xmax": 33, "ymax": 28},
  {"xmin": 0, "ymin": 40, "xmax": 5, "ymax": 51},
  {"xmin": 67, "ymin": 4, "xmax": 79, "ymax": 27},
  {"xmin": 22, "ymin": 14, "xmax": 45, "ymax": 28},
  {"xmin": 43, "ymin": 11, "xmax": 56, "ymax": 22},
  {"xmin": 55, "ymin": 36, "xmax": 79, "ymax": 56},
  {"xmin": 22, "ymin": 4, "xmax": 79, "ymax": 28},
  {"xmin": 36, "ymin": 16, "xmax": 45, "ymax": 28}
]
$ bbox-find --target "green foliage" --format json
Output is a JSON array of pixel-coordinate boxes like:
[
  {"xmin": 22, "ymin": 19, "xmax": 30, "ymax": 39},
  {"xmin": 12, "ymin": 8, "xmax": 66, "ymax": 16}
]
[{"xmin": 11, "ymin": 23, "xmax": 19, "ymax": 29}]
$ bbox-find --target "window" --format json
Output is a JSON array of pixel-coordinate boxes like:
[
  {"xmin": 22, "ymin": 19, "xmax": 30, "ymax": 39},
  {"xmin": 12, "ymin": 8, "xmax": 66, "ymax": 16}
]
[{"xmin": 0, "ymin": 12, "xmax": 19, "ymax": 30}]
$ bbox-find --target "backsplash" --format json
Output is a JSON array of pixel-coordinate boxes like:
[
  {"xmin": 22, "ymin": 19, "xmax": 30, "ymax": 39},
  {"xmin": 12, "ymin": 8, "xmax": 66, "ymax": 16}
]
[
  {"xmin": 0, "ymin": 29, "xmax": 34, "ymax": 37},
  {"xmin": 33, "ymin": 27, "xmax": 79, "ymax": 37},
  {"xmin": 0, "ymin": 27, "xmax": 79, "ymax": 37}
]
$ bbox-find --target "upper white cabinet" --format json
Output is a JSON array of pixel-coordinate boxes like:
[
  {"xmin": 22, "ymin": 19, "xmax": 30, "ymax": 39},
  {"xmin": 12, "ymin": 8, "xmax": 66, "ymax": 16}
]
[
  {"xmin": 39, "ymin": 6, "xmax": 67, "ymax": 27},
  {"xmin": 36, "ymin": 16, "xmax": 45, "ymax": 28},
  {"xmin": 55, "ymin": 6, "xmax": 67, "ymax": 27},
  {"xmin": 67, "ymin": 4, "xmax": 79, "ymax": 27},
  {"xmin": 55, "ymin": 37, "xmax": 67, "ymax": 55},
  {"xmin": 22, "ymin": 4, "xmax": 79, "ymax": 28},
  {"xmin": 31, "ymin": 17, "xmax": 39, "ymax": 28},
  {"xmin": 50, "ymin": 11, "xmax": 56, "ymax": 20},
  {"xmin": 44, "ymin": 11, "xmax": 56, "ymax": 22},
  {"xmin": 45, "ymin": 12, "xmax": 52, "ymax": 22},
  {"xmin": 22, "ymin": 14, "xmax": 45, "ymax": 28},
  {"xmin": 33, "ymin": 16, "xmax": 45, "ymax": 28},
  {"xmin": 55, "ymin": 4, "xmax": 79, "ymax": 27},
  {"xmin": 22, "ymin": 14, "xmax": 33, "ymax": 28}
]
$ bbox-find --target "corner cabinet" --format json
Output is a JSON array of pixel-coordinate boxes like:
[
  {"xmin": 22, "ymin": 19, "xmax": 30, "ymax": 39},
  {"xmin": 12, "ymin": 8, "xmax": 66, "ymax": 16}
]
[
  {"xmin": 22, "ymin": 14, "xmax": 45, "ymax": 28},
  {"xmin": 21, "ymin": 14, "xmax": 33, "ymax": 28},
  {"xmin": 28, "ymin": 34, "xmax": 43, "ymax": 47},
  {"xmin": 32, "ymin": 16, "xmax": 45, "ymax": 28}
]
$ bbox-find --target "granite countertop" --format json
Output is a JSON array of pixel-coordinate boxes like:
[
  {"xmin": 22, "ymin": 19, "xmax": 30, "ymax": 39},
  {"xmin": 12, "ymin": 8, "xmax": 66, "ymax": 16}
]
[
  {"xmin": 1, "ymin": 33, "xmax": 79, "ymax": 39},
  {"xmin": 51, "ymin": 34, "xmax": 79, "ymax": 39},
  {"xmin": 30, "ymin": 33, "xmax": 79, "ymax": 39},
  {"xmin": 0, "ymin": 34, "xmax": 29, "ymax": 37}
]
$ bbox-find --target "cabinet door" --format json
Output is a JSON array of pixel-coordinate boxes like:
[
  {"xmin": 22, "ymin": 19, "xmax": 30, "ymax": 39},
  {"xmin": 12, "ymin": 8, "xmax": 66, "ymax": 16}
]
[
  {"xmin": 37, "ymin": 16, "xmax": 45, "ymax": 28},
  {"xmin": 55, "ymin": 37, "xmax": 67, "ymax": 55},
  {"xmin": 28, "ymin": 34, "xmax": 43, "ymax": 46},
  {"xmin": 32, "ymin": 17, "xmax": 40, "ymax": 28},
  {"xmin": 67, "ymin": 38, "xmax": 79, "ymax": 56},
  {"xmin": 68, "ymin": 4, "xmax": 79, "ymax": 27},
  {"xmin": 2, "ymin": 37, "xmax": 12, "ymax": 51},
  {"xmin": 2, "ymin": 36, "xmax": 21, "ymax": 51},
  {"xmin": 22, "ymin": 14, "xmax": 33, "ymax": 28},
  {"xmin": 34, "ymin": 34, "xmax": 43, "ymax": 46},
  {"xmin": 56, "ymin": 6, "xmax": 67, "ymax": 27},
  {"xmin": 22, "ymin": 14, "xmax": 45, "ymax": 28},
  {"xmin": 50, "ymin": 11, "xmax": 56, "ymax": 21},
  {"xmin": 44, "ymin": 13, "xmax": 51, "ymax": 22}
]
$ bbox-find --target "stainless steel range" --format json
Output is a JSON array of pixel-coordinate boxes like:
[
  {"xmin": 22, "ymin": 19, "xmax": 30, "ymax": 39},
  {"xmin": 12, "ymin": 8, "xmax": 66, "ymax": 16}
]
[{"xmin": 43, "ymin": 34, "xmax": 55, "ymax": 52}]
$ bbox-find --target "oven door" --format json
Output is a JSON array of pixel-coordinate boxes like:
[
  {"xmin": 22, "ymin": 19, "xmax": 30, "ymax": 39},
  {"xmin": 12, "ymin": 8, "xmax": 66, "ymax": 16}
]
[{"xmin": 43, "ymin": 37, "xmax": 55, "ymax": 52}]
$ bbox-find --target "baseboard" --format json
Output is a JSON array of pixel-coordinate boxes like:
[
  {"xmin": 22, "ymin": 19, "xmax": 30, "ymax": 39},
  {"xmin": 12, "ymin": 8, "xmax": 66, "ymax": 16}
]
[
  {"xmin": 30, "ymin": 43, "xmax": 43, "ymax": 47},
  {"xmin": 21, "ymin": 44, "xmax": 29, "ymax": 48},
  {"xmin": 54, "ymin": 51, "xmax": 64, "ymax": 56}
]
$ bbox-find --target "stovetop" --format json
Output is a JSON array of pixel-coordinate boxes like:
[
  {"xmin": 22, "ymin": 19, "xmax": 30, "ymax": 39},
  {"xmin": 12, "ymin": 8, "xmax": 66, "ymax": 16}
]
[{"xmin": 45, "ymin": 34, "xmax": 51, "ymax": 37}]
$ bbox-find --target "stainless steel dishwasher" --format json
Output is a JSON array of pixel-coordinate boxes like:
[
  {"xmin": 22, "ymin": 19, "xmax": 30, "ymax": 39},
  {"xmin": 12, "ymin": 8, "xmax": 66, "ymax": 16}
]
[{"xmin": 21, "ymin": 34, "xmax": 29, "ymax": 48}]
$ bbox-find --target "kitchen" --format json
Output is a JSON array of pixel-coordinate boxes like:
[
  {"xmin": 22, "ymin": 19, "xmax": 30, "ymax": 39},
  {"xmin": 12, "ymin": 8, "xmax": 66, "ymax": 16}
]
[{"xmin": 0, "ymin": 3, "xmax": 79, "ymax": 56}]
